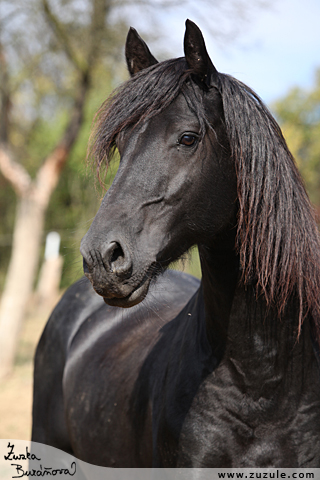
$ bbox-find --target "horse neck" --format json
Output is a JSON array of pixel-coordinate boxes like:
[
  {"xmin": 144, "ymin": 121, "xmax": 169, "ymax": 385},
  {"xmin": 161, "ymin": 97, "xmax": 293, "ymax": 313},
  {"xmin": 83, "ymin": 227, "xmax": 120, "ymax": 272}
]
[{"xmin": 198, "ymin": 241, "xmax": 317, "ymax": 392}]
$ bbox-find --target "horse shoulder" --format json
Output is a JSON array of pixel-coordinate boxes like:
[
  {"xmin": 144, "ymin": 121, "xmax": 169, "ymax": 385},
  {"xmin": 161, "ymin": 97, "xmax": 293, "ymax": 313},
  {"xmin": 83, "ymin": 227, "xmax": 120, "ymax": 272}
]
[
  {"xmin": 61, "ymin": 270, "xmax": 200, "ymax": 466},
  {"xmin": 32, "ymin": 277, "xmax": 104, "ymax": 450}
]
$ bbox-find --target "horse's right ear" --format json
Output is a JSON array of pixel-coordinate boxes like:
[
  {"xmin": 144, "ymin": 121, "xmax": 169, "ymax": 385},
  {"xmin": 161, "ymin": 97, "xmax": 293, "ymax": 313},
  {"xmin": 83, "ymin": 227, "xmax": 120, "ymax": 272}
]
[{"xmin": 125, "ymin": 28, "xmax": 158, "ymax": 77}]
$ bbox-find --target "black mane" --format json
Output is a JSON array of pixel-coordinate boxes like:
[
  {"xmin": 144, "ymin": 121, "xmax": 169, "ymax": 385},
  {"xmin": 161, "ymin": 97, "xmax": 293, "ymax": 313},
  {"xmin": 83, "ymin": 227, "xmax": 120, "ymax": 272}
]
[{"xmin": 220, "ymin": 74, "xmax": 320, "ymax": 339}]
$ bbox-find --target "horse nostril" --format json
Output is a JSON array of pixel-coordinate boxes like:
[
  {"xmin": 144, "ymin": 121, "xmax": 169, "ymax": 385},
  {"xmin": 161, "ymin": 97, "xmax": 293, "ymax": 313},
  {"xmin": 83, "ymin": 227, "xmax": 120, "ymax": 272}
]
[
  {"xmin": 83, "ymin": 257, "xmax": 90, "ymax": 274},
  {"xmin": 104, "ymin": 241, "xmax": 132, "ymax": 277},
  {"xmin": 110, "ymin": 243, "xmax": 124, "ymax": 268}
]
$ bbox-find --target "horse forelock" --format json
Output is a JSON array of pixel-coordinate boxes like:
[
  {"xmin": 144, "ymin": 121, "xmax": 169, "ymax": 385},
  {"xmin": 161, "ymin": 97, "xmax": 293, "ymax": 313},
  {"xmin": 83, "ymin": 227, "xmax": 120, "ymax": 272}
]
[
  {"xmin": 219, "ymin": 74, "xmax": 320, "ymax": 340},
  {"xmin": 87, "ymin": 58, "xmax": 200, "ymax": 180}
]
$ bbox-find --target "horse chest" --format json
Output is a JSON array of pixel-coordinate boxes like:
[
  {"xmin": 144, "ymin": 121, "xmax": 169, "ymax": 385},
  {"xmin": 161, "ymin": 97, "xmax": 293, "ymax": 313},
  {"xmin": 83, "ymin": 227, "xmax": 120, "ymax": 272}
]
[{"xmin": 172, "ymin": 366, "xmax": 320, "ymax": 467}]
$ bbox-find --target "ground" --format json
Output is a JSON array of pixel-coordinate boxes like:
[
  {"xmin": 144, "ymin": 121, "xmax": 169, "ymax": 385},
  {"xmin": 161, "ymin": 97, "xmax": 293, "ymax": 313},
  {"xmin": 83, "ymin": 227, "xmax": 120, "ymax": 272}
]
[{"xmin": 0, "ymin": 308, "xmax": 49, "ymax": 440}]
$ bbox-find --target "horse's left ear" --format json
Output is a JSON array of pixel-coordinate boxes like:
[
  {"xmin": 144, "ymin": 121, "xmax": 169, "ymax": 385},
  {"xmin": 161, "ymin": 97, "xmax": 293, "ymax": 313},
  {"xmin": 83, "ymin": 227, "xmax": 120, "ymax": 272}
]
[
  {"xmin": 184, "ymin": 20, "xmax": 220, "ymax": 89},
  {"xmin": 125, "ymin": 27, "xmax": 158, "ymax": 76}
]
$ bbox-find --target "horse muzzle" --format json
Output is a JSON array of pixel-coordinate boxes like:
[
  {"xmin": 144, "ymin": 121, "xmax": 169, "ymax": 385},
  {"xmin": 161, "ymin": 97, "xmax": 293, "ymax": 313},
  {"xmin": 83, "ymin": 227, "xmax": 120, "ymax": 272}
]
[{"xmin": 80, "ymin": 237, "xmax": 153, "ymax": 308}]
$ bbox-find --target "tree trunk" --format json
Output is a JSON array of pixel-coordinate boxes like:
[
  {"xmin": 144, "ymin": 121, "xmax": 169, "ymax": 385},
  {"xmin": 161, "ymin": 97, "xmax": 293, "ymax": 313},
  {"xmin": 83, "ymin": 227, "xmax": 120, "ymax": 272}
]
[
  {"xmin": 0, "ymin": 60, "xmax": 89, "ymax": 380},
  {"xmin": 0, "ymin": 0, "xmax": 102, "ymax": 379},
  {"xmin": 0, "ymin": 194, "xmax": 46, "ymax": 378}
]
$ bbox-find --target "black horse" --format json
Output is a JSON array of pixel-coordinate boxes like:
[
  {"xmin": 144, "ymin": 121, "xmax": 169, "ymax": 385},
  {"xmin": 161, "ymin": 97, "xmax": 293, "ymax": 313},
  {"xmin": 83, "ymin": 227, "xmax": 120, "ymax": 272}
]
[{"xmin": 32, "ymin": 21, "xmax": 320, "ymax": 467}]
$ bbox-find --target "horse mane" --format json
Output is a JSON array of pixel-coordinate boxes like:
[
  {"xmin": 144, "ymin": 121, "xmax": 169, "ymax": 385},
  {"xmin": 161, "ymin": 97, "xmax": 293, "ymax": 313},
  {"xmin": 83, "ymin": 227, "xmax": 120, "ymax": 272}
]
[
  {"xmin": 88, "ymin": 58, "xmax": 320, "ymax": 340},
  {"xmin": 219, "ymin": 74, "xmax": 320, "ymax": 339}
]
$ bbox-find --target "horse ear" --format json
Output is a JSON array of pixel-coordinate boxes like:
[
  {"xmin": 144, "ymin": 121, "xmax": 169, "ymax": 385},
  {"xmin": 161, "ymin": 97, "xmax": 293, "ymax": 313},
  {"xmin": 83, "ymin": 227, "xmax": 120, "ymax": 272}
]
[
  {"xmin": 125, "ymin": 27, "xmax": 158, "ymax": 76},
  {"xmin": 184, "ymin": 20, "xmax": 220, "ymax": 89}
]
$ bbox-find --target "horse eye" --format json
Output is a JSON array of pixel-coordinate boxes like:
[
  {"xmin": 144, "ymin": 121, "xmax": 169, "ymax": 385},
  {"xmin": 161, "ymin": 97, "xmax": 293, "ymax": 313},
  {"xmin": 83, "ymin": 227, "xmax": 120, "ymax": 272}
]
[{"xmin": 179, "ymin": 134, "xmax": 197, "ymax": 147}]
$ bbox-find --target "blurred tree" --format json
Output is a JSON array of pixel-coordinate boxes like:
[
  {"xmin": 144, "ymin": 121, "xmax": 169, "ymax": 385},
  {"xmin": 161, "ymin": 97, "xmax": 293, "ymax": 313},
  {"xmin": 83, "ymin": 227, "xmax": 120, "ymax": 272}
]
[
  {"xmin": 273, "ymin": 69, "xmax": 320, "ymax": 207},
  {"xmin": 0, "ymin": 0, "xmax": 121, "ymax": 379},
  {"xmin": 0, "ymin": 0, "xmax": 270, "ymax": 379}
]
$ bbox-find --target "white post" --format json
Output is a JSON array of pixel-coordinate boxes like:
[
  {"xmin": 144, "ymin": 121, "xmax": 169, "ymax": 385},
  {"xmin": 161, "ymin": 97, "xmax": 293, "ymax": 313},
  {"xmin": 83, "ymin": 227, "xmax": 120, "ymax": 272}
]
[{"xmin": 36, "ymin": 232, "xmax": 63, "ymax": 310}]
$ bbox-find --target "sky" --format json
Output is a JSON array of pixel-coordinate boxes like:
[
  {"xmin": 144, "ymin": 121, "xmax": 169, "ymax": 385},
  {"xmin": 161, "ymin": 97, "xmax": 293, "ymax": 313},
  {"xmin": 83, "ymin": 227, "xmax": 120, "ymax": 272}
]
[
  {"xmin": 130, "ymin": 0, "xmax": 320, "ymax": 106},
  {"xmin": 207, "ymin": 0, "xmax": 320, "ymax": 104}
]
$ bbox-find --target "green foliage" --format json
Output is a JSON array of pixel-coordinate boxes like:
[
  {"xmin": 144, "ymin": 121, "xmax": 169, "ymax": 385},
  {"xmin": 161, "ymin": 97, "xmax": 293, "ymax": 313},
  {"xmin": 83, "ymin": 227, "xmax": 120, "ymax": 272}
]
[
  {"xmin": 173, "ymin": 247, "xmax": 202, "ymax": 279},
  {"xmin": 273, "ymin": 69, "xmax": 320, "ymax": 206}
]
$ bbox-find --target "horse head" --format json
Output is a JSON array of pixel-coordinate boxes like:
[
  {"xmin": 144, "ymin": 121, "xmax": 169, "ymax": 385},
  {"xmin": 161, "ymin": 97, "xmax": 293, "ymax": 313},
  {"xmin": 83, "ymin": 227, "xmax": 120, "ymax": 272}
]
[{"xmin": 80, "ymin": 21, "xmax": 237, "ymax": 307}]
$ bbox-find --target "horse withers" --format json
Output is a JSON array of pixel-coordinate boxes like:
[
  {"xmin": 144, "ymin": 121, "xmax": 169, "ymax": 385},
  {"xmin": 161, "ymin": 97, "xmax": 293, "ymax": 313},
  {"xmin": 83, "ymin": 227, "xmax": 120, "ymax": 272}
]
[{"xmin": 32, "ymin": 20, "xmax": 320, "ymax": 467}]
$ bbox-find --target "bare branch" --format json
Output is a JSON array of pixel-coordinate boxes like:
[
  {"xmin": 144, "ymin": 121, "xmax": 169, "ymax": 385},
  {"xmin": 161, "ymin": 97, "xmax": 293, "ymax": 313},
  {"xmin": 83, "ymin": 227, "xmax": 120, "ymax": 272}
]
[
  {"xmin": 41, "ymin": 0, "xmax": 87, "ymax": 73},
  {"xmin": 34, "ymin": 71, "xmax": 90, "ymax": 207},
  {"xmin": 0, "ymin": 43, "xmax": 11, "ymax": 143},
  {"xmin": 111, "ymin": 0, "xmax": 182, "ymax": 7},
  {"xmin": 0, "ymin": 144, "xmax": 31, "ymax": 197},
  {"xmin": 60, "ymin": 71, "xmax": 90, "ymax": 151},
  {"xmin": 87, "ymin": 0, "xmax": 110, "ymax": 68},
  {"xmin": 33, "ymin": 144, "xmax": 69, "ymax": 208}
]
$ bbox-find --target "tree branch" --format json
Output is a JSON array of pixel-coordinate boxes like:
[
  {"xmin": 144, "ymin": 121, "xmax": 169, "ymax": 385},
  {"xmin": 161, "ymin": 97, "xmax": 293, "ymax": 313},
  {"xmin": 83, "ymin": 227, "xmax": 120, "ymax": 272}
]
[
  {"xmin": 0, "ymin": 42, "xmax": 11, "ymax": 143},
  {"xmin": 41, "ymin": 0, "xmax": 87, "ymax": 73},
  {"xmin": 34, "ymin": 71, "xmax": 90, "ymax": 207},
  {"xmin": 87, "ymin": 0, "xmax": 109, "ymax": 68},
  {"xmin": 0, "ymin": 144, "xmax": 31, "ymax": 197}
]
